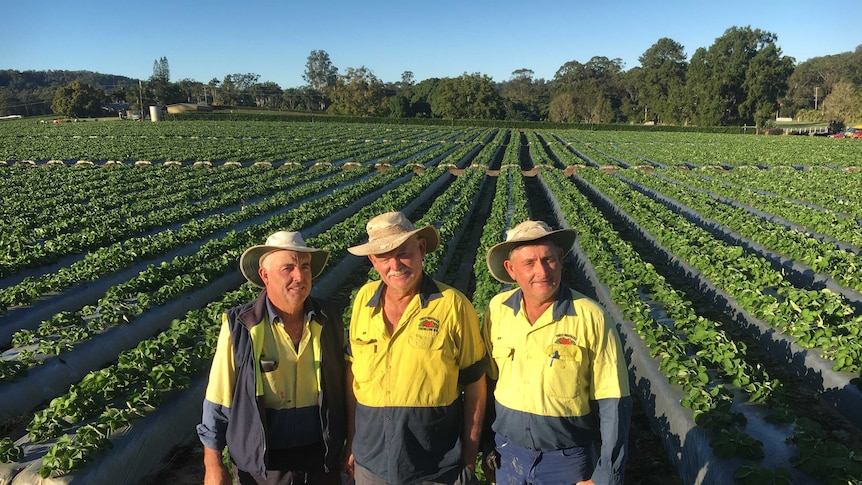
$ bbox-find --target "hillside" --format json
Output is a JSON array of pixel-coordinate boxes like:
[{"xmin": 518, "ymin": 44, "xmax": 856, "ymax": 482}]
[{"xmin": 0, "ymin": 69, "xmax": 139, "ymax": 117}]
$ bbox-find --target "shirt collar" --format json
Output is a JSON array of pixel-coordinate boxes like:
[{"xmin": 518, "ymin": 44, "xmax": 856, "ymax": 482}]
[
  {"xmin": 365, "ymin": 272, "xmax": 441, "ymax": 309},
  {"xmin": 502, "ymin": 284, "xmax": 576, "ymax": 321}
]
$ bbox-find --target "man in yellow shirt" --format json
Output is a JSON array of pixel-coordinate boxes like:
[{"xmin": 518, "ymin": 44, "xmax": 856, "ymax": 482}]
[
  {"xmin": 197, "ymin": 231, "xmax": 346, "ymax": 485},
  {"xmin": 344, "ymin": 211, "xmax": 486, "ymax": 485},
  {"xmin": 482, "ymin": 220, "xmax": 631, "ymax": 485}
]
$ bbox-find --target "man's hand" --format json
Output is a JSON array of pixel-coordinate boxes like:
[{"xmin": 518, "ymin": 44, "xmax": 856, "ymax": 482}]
[
  {"xmin": 481, "ymin": 449, "xmax": 500, "ymax": 484},
  {"xmin": 342, "ymin": 452, "xmax": 355, "ymax": 483}
]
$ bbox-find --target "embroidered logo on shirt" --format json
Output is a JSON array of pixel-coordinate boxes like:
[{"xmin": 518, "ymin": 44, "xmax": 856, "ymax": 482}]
[
  {"xmin": 554, "ymin": 334, "xmax": 577, "ymax": 345},
  {"xmin": 418, "ymin": 318, "xmax": 440, "ymax": 332}
]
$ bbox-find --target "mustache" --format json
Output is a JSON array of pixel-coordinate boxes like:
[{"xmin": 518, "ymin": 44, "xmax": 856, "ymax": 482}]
[{"xmin": 386, "ymin": 268, "xmax": 412, "ymax": 278}]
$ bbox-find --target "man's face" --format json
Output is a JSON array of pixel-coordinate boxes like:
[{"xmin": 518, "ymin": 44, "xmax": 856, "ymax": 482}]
[
  {"xmin": 369, "ymin": 236, "xmax": 427, "ymax": 295},
  {"xmin": 503, "ymin": 241, "xmax": 563, "ymax": 305},
  {"xmin": 259, "ymin": 250, "xmax": 313, "ymax": 307}
]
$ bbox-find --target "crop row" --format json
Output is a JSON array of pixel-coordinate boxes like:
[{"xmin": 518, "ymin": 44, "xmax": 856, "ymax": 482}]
[
  {"xmin": 559, "ymin": 130, "xmax": 861, "ymax": 168},
  {"xmin": 617, "ymin": 168, "xmax": 862, "ymax": 294},
  {"xmin": 700, "ymin": 167, "xmax": 862, "ymax": 219},
  {"xmin": 576, "ymin": 167, "xmax": 862, "ymax": 375},
  {"xmin": 656, "ymin": 168, "xmax": 862, "ymax": 249},
  {"xmin": 0, "ymin": 122, "xmax": 484, "ymax": 163}
]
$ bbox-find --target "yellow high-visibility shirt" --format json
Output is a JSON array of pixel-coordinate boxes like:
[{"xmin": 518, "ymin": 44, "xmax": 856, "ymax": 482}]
[{"xmin": 484, "ymin": 286, "xmax": 630, "ymax": 451}]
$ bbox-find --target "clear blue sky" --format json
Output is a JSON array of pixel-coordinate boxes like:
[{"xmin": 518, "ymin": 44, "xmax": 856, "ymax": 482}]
[{"xmin": 3, "ymin": 0, "xmax": 858, "ymax": 88}]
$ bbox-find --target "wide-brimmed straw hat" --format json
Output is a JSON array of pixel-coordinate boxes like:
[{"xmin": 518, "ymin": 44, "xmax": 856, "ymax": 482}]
[
  {"xmin": 486, "ymin": 220, "xmax": 577, "ymax": 284},
  {"xmin": 347, "ymin": 211, "xmax": 440, "ymax": 257},
  {"xmin": 240, "ymin": 231, "xmax": 330, "ymax": 288}
]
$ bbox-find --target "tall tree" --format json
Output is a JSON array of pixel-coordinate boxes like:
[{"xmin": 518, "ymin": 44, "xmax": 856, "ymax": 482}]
[
  {"xmin": 550, "ymin": 56, "xmax": 625, "ymax": 122},
  {"xmin": 431, "ymin": 73, "xmax": 503, "ymax": 120},
  {"xmin": 408, "ymin": 78, "xmax": 442, "ymax": 118},
  {"xmin": 619, "ymin": 67, "xmax": 645, "ymax": 123},
  {"xmin": 400, "ymin": 71, "xmax": 415, "ymax": 89},
  {"xmin": 741, "ymin": 43, "xmax": 794, "ymax": 127},
  {"xmin": 255, "ymin": 81, "xmax": 283, "ymax": 107},
  {"xmin": 51, "ymin": 80, "xmax": 106, "ymax": 118},
  {"xmin": 328, "ymin": 66, "xmax": 387, "ymax": 116},
  {"xmin": 686, "ymin": 26, "xmax": 793, "ymax": 127},
  {"xmin": 637, "ymin": 38, "xmax": 688, "ymax": 124},
  {"xmin": 175, "ymin": 78, "xmax": 203, "ymax": 103},
  {"xmin": 283, "ymin": 86, "xmax": 317, "ymax": 111},
  {"xmin": 784, "ymin": 47, "xmax": 862, "ymax": 116},
  {"xmin": 149, "ymin": 56, "xmax": 172, "ymax": 105},
  {"xmin": 151, "ymin": 57, "xmax": 170, "ymax": 83},
  {"xmin": 548, "ymin": 91, "xmax": 578, "ymax": 123},
  {"xmin": 303, "ymin": 50, "xmax": 338, "ymax": 110},
  {"xmin": 0, "ymin": 89, "xmax": 19, "ymax": 116},
  {"xmin": 500, "ymin": 69, "xmax": 548, "ymax": 121},
  {"xmin": 220, "ymin": 73, "xmax": 260, "ymax": 106},
  {"xmin": 822, "ymin": 80, "xmax": 862, "ymax": 124},
  {"xmin": 206, "ymin": 78, "xmax": 220, "ymax": 105}
]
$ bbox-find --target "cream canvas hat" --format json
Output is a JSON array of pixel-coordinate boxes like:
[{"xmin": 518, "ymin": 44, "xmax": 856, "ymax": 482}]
[
  {"xmin": 240, "ymin": 231, "xmax": 330, "ymax": 288},
  {"xmin": 347, "ymin": 211, "xmax": 440, "ymax": 256},
  {"xmin": 486, "ymin": 220, "xmax": 577, "ymax": 284}
]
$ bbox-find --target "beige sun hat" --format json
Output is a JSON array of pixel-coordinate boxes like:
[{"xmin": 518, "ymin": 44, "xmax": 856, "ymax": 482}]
[
  {"xmin": 240, "ymin": 231, "xmax": 330, "ymax": 288},
  {"xmin": 347, "ymin": 211, "xmax": 440, "ymax": 257},
  {"xmin": 486, "ymin": 220, "xmax": 578, "ymax": 284}
]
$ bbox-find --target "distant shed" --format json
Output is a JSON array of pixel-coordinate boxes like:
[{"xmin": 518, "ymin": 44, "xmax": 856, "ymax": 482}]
[{"xmin": 166, "ymin": 103, "xmax": 213, "ymax": 114}]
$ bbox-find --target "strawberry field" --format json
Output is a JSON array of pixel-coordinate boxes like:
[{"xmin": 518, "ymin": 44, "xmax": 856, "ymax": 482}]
[{"xmin": 1, "ymin": 120, "xmax": 861, "ymax": 485}]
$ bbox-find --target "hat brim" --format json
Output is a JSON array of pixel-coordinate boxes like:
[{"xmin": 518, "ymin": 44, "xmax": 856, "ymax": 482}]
[
  {"xmin": 240, "ymin": 245, "xmax": 330, "ymax": 288},
  {"xmin": 347, "ymin": 225, "xmax": 440, "ymax": 257},
  {"xmin": 486, "ymin": 229, "xmax": 577, "ymax": 284}
]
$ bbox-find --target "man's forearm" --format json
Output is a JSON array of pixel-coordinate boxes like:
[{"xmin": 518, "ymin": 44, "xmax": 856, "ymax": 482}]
[
  {"xmin": 203, "ymin": 446, "xmax": 231, "ymax": 485},
  {"xmin": 345, "ymin": 365, "xmax": 357, "ymax": 449},
  {"xmin": 343, "ymin": 365, "xmax": 357, "ymax": 480},
  {"xmin": 461, "ymin": 374, "xmax": 487, "ymax": 469}
]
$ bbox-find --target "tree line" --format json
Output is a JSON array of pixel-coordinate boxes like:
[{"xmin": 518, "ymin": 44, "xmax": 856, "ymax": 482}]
[{"xmin": 2, "ymin": 26, "xmax": 860, "ymax": 128}]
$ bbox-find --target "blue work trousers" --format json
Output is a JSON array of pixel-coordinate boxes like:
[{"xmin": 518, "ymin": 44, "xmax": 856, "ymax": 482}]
[{"xmin": 493, "ymin": 433, "xmax": 594, "ymax": 485}]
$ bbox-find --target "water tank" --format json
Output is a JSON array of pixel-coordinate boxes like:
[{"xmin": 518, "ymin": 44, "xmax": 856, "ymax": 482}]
[{"xmin": 149, "ymin": 105, "xmax": 163, "ymax": 122}]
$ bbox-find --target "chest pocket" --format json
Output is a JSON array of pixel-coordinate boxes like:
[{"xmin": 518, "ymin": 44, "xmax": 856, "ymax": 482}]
[
  {"xmin": 408, "ymin": 329, "xmax": 443, "ymax": 350},
  {"xmin": 542, "ymin": 344, "xmax": 585, "ymax": 399},
  {"xmin": 490, "ymin": 345, "xmax": 515, "ymax": 377},
  {"xmin": 350, "ymin": 338, "xmax": 381, "ymax": 384}
]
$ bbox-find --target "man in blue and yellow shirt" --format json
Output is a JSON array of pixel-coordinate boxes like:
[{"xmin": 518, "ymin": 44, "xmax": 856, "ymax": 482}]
[
  {"xmin": 197, "ymin": 231, "xmax": 346, "ymax": 485},
  {"xmin": 344, "ymin": 211, "xmax": 487, "ymax": 485},
  {"xmin": 483, "ymin": 220, "xmax": 631, "ymax": 485}
]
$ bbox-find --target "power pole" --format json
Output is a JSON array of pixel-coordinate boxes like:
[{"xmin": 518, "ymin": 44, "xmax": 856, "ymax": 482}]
[{"xmin": 814, "ymin": 87, "xmax": 818, "ymax": 110}]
